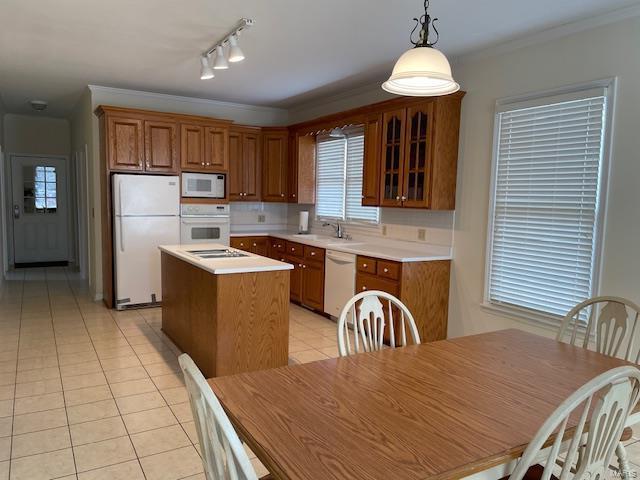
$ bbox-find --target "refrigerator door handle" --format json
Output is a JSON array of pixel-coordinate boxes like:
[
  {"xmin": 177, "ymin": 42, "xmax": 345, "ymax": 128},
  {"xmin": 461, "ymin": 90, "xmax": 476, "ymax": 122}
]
[{"xmin": 119, "ymin": 216, "xmax": 125, "ymax": 253}]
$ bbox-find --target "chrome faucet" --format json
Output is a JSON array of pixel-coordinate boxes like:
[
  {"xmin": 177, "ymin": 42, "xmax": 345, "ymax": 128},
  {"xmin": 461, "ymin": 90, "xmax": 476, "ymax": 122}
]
[{"xmin": 323, "ymin": 221, "xmax": 344, "ymax": 239}]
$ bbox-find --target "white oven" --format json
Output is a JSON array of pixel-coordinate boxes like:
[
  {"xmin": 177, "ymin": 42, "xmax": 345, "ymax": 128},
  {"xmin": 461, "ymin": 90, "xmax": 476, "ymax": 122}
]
[
  {"xmin": 182, "ymin": 172, "xmax": 225, "ymax": 198},
  {"xmin": 180, "ymin": 204, "xmax": 230, "ymax": 245}
]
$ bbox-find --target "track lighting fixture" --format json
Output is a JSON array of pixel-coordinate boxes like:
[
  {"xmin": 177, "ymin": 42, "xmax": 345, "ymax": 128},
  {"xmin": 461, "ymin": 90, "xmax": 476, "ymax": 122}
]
[
  {"xmin": 200, "ymin": 55, "xmax": 214, "ymax": 80},
  {"xmin": 198, "ymin": 18, "xmax": 253, "ymax": 80},
  {"xmin": 213, "ymin": 45, "xmax": 229, "ymax": 70}
]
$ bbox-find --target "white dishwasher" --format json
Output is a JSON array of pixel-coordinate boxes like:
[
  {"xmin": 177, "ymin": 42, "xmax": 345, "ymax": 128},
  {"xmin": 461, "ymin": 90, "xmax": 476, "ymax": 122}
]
[{"xmin": 324, "ymin": 250, "xmax": 356, "ymax": 318}]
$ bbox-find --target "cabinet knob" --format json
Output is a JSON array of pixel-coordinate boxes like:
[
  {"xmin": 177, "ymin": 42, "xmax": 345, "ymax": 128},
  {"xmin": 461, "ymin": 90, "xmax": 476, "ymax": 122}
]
[
  {"xmin": 280, "ymin": 193, "xmax": 285, "ymax": 197},
  {"xmin": 362, "ymin": 195, "xmax": 365, "ymax": 199},
  {"xmin": 240, "ymin": 243, "xmax": 244, "ymax": 247},
  {"xmin": 401, "ymin": 196, "xmax": 407, "ymax": 201},
  {"xmin": 363, "ymin": 263, "xmax": 367, "ymax": 268},
  {"xmin": 252, "ymin": 243, "xmax": 257, "ymax": 247},
  {"xmin": 292, "ymin": 193, "xmax": 296, "ymax": 198},
  {"xmin": 298, "ymin": 264, "xmax": 302, "ymax": 267},
  {"xmin": 362, "ymin": 286, "xmax": 367, "ymax": 291},
  {"xmin": 302, "ymin": 265, "xmax": 307, "ymax": 269},
  {"xmin": 201, "ymin": 162, "xmax": 205, "ymax": 166},
  {"xmin": 291, "ymin": 247, "xmax": 294, "ymax": 251},
  {"xmin": 146, "ymin": 162, "xmax": 150, "ymax": 169},
  {"xmin": 396, "ymin": 196, "xmax": 400, "ymax": 201},
  {"xmin": 310, "ymin": 252, "xmax": 315, "ymax": 256},
  {"xmin": 206, "ymin": 162, "xmax": 211, "ymax": 166},
  {"xmin": 138, "ymin": 161, "xmax": 142, "ymax": 167},
  {"xmin": 384, "ymin": 268, "xmax": 389, "ymax": 273}
]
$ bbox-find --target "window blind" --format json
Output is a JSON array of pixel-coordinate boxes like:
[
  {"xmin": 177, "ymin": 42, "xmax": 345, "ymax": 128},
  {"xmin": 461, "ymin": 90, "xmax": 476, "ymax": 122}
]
[
  {"xmin": 316, "ymin": 129, "xmax": 379, "ymax": 223},
  {"xmin": 487, "ymin": 93, "xmax": 607, "ymax": 319}
]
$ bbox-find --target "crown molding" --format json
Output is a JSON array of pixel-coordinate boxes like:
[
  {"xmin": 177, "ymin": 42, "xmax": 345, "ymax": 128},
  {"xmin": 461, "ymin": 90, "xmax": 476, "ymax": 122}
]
[
  {"xmin": 452, "ymin": 3, "xmax": 640, "ymax": 66},
  {"xmin": 87, "ymin": 85, "xmax": 287, "ymax": 115}
]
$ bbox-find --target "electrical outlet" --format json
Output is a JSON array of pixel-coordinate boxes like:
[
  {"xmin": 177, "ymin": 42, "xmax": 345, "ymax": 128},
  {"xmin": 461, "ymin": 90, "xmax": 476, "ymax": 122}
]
[
  {"xmin": 417, "ymin": 228, "xmax": 426, "ymax": 241},
  {"xmin": 382, "ymin": 225, "xmax": 387, "ymax": 236},
  {"xmin": 257, "ymin": 214, "xmax": 266, "ymax": 223}
]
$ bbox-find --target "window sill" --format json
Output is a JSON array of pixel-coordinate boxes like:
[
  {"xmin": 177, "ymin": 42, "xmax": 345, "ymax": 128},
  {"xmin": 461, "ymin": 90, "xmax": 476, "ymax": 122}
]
[{"xmin": 480, "ymin": 302, "xmax": 564, "ymax": 335}]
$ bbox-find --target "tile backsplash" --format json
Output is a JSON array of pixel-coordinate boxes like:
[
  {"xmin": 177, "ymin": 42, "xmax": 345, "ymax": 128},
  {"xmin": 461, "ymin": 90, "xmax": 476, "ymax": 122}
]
[{"xmin": 229, "ymin": 202, "xmax": 454, "ymax": 248}]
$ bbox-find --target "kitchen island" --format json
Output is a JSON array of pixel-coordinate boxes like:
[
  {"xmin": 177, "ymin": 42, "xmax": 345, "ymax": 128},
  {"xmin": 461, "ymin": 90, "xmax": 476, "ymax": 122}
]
[{"xmin": 159, "ymin": 244, "xmax": 292, "ymax": 378}]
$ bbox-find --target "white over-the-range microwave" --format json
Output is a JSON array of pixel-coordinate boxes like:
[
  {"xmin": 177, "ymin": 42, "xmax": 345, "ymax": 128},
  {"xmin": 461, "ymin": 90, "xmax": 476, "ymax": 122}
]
[{"xmin": 182, "ymin": 172, "xmax": 226, "ymax": 198}]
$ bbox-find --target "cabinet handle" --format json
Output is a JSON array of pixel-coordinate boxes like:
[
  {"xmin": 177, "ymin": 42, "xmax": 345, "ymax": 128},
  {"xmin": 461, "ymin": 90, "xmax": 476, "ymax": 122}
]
[
  {"xmin": 252, "ymin": 243, "xmax": 257, "ymax": 247},
  {"xmin": 278, "ymin": 244, "xmax": 282, "ymax": 248},
  {"xmin": 384, "ymin": 268, "xmax": 389, "ymax": 273},
  {"xmin": 401, "ymin": 195, "xmax": 407, "ymax": 201},
  {"xmin": 138, "ymin": 161, "xmax": 142, "ymax": 167},
  {"xmin": 146, "ymin": 162, "xmax": 150, "ymax": 169},
  {"xmin": 201, "ymin": 162, "xmax": 205, "ymax": 166},
  {"xmin": 363, "ymin": 263, "xmax": 367, "ymax": 268},
  {"xmin": 291, "ymin": 247, "xmax": 295, "ymax": 251},
  {"xmin": 298, "ymin": 264, "xmax": 302, "ymax": 267},
  {"xmin": 240, "ymin": 243, "xmax": 244, "ymax": 247},
  {"xmin": 206, "ymin": 162, "xmax": 211, "ymax": 166},
  {"xmin": 396, "ymin": 196, "xmax": 400, "ymax": 201},
  {"xmin": 362, "ymin": 286, "xmax": 367, "ymax": 291},
  {"xmin": 310, "ymin": 252, "xmax": 315, "ymax": 256},
  {"xmin": 292, "ymin": 193, "xmax": 296, "ymax": 198},
  {"xmin": 280, "ymin": 193, "xmax": 285, "ymax": 197},
  {"xmin": 302, "ymin": 265, "xmax": 307, "ymax": 269}
]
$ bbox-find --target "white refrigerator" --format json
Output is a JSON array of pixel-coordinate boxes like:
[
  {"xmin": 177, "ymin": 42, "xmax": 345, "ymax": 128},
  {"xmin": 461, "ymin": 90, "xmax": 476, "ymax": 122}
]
[{"xmin": 113, "ymin": 174, "xmax": 180, "ymax": 309}]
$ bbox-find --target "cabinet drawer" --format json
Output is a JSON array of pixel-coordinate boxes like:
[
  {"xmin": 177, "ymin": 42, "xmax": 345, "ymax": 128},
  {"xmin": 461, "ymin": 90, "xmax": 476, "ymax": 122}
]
[
  {"xmin": 356, "ymin": 256, "xmax": 377, "ymax": 274},
  {"xmin": 230, "ymin": 237, "xmax": 250, "ymax": 251},
  {"xmin": 286, "ymin": 241, "xmax": 304, "ymax": 257},
  {"xmin": 377, "ymin": 260, "xmax": 401, "ymax": 280},
  {"xmin": 355, "ymin": 272, "xmax": 399, "ymax": 297},
  {"xmin": 269, "ymin": 238, "xmax": 285, "ymax": 252},
  {"xmin": 304, "ymin": 246, "xmax": 325, "ymax": 262}
]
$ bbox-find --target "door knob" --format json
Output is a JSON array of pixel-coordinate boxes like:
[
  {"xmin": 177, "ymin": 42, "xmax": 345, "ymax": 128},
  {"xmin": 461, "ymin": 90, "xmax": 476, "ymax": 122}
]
[{"xmin": 13, "ymin": 205, "xmax": 20, "ymax": 219}]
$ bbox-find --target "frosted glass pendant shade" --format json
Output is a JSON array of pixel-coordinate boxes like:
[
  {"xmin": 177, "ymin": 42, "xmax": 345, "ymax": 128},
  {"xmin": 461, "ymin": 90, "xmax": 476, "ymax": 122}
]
[{"xmin": 382, "ymin": 46, "xmax": 459, "ymax": 96}]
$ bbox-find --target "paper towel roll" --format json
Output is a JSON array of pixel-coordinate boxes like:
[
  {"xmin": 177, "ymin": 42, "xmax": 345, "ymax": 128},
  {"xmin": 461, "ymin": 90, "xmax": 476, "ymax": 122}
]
[{"xmin": 298, "ymin": 211, "xmax": 309, "ymax": 234}]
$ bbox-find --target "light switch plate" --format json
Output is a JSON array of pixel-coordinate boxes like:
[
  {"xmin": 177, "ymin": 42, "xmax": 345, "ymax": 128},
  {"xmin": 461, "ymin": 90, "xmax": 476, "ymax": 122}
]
[{"xmin": 257, "ymin": 214, "xmax": 266, "ymax": 223}]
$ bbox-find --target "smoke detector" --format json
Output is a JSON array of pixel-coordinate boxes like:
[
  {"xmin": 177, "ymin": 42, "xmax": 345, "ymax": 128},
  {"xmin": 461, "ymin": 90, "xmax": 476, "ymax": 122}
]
[{"xmin": 30, "ymin": 100, "xmax": 48, "ymax": 112}]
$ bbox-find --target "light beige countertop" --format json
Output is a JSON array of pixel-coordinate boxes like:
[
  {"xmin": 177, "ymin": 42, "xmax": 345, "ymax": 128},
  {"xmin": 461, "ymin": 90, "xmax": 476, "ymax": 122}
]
[
  {"xmin": 230, "ymin": 231, "xmax": 452, "ymax": 263},
  {"xmin": 159, "ymin": 243, "xmax": 293, "ymax": 275}
]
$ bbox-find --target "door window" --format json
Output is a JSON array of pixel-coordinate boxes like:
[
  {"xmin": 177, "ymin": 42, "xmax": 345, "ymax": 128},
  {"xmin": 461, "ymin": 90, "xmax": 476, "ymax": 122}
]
[{"xmin": 23, "ymin": 166, "xmax": 57, "ymax": 213}]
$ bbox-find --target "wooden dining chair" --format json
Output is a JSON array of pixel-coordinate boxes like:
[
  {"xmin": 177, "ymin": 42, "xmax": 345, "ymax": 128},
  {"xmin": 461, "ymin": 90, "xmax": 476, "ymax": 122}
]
[
  {"xmin": 337, "ymin": 290, "xmax": 420, "ymax": 356},
  {"xmin": 508, "ymin": 365, "xmax": 640, "ymax": 480},
  {"xmin": 557, "ymin": 296, "xmax": 640, "ymax": 478},
  {"xmin": 178, "ymin": 354, "xmax": 272, "ymax": 480}
]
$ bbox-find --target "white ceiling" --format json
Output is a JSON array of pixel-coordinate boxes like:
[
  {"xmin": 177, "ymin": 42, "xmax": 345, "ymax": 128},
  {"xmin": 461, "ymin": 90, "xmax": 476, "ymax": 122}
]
[{"xmin": 0, "ymin": 0, "xmax": 638, "ymax": 116}]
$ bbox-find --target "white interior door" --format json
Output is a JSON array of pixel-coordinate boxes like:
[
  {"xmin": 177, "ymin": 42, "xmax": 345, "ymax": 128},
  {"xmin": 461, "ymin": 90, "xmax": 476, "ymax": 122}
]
[{"xmin": 11, "ymin": 156, "xmax": 69, "ymax": 264}]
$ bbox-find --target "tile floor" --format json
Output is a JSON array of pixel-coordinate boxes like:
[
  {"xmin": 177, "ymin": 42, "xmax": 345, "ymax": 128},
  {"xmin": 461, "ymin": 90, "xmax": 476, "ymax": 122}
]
[
  {"xmin": 1, "ymin": 267, "xmax": 639, "ymax": 479},
  {"xmin": 0, "ymin": 267, "xmax": 342, "ymax": 480}
]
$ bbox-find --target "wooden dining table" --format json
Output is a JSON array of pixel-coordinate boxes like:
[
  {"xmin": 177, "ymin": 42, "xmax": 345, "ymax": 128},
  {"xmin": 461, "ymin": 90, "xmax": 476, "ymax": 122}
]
[{"xmin": 207, "ymin": 329, "xmax": 634, "ymax": 480}]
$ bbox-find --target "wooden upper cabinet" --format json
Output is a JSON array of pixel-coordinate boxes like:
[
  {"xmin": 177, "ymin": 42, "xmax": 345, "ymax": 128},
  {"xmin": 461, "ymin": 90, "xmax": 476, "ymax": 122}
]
[
  {"xmin": 243, "ymin": 132, "xmax": 261, "ymax": 201},
  {"xmin": 380, "ymin": 109, "xmax": 406, "ymax": 207},
  {"xmin": 180, "ymin": 124, "xmax": 206, "ymax": 171},
  {"xmin": 402, "ymin": 104, "xmax": 433, "ymax": 208},
  {"xmin": 228, "ymin": 130, "xmax": 243, "ymax": 200},
  {"xmin": 144, "ymin": 120, "xmax": 178, "ymax": 173},
  {"xmin": 362, "ymin": 114, "xmax": 382, "ymax": 206},
  {"xmin": 107, "ymin": 116, "xmax": 144, "ymax": 171},
  {"xmin": 204, "ymin": 126, "xmax": 229, "ymax": 171},
  {"xmin": 288, "ymin": 132, "xmax": 316, "ymax": 204},
  {"xmin": 262, "ymin": 130, "xmax": 288, "ymax": 202}
]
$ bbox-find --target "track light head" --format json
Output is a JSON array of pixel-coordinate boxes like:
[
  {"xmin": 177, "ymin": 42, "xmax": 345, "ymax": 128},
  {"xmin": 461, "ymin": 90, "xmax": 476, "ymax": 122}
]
[
  {"xmin": 213, "ymin": 45, "xmax": 229, "ymax": 70},
  {"xmin": 200, "ymin": 55, "xmax": 214, "ymax": 80},
  {"xmin": 228, "ymin": 35, "xmax": 245, "ymax": 63}
]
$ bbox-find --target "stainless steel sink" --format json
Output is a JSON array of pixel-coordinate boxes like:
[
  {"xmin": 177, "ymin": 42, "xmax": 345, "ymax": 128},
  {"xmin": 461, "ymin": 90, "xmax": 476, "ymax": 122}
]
[{"xmin": 188, "ymin": 249, "xmax": 249, "ymax": 259}]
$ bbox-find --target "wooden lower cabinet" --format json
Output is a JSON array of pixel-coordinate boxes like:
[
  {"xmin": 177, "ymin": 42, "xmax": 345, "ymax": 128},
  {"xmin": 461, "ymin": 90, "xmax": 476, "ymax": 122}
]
[
  {"xmin": 356, "ymin": 256, "xmax": 450, "ymax": 342},
  {"xmin": 285, "ymin": 255, "xmax": 303, "ymax": 303},
  {"xmin": 230, "ymin": 236, "xmax": 268, "ymax": 256}
]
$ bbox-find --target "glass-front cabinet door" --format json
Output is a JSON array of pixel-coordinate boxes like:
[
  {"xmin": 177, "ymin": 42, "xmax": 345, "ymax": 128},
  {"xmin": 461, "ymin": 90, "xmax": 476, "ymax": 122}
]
[
  {"xmin": 402, "ymin": 104, "xmax": 433, "ymax": 208},
  {"xmin": 379, "ymin": 109, "xmax": 406, "ymax": 207}
]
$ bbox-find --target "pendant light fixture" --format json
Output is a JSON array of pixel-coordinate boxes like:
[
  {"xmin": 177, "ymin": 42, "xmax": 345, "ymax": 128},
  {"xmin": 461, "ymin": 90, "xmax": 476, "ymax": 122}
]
[
  {"xmin": 200, "ymin": 55, "xmax": 214, "ymax": 80},
  {"xmin": 228, "ymin": 35, "xmax": 245, "ymax": 63},
  {"xmin": 382, "ymin": 0, "xmax": 459, "ymax": 96},
  {"xmin": 213, "ymin": 45, "xmax": 229, "ymax": 70}
]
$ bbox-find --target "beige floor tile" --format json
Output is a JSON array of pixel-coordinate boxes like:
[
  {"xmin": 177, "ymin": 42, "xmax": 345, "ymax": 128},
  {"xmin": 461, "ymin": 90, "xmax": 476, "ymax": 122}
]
[
  {"xmin": 109, "ymin": 378, "xmax": 156, "ymax": 398},
  {"xmin": 59, "ymin": 361, "xmax": 102, "ymax": 379},
  {"xmin": 14, "ymin": 391, "xmax": 64, "ymax": 415},
  {"xmin": 0, "ymin": 400, "xmax": 12, "ymax": 419},
  {"xmin": 137, "ymin": 351, "xmax": 177, "ymax": 367},
  {"xmin": 73, "ymin": 436, "xmax": 136, "ymax": 473},
  {"xmin": 55, "ymin": 342, "xmax": 94, "ymax": 355},
  {"xmin": 64, "ymin": 385, "xmax": 113, "ymax": 407},
  {"xmin": 11, "ymin": 426, "xmax": 71, "ymax": 459},
  {"xmin": 15, "ymin": 367, "xmax": 59, "ymax": 384},
  {"xmin": 131, "ymin": 342, "xmax": 171, "ymax": 355},
  {"xmin": 99, "ymin": 356, "xmax": 141, "ymax": 371},
  {"xmin": 130, "ymin": 424, "xmax": 190, "ymax": 458},
  {"xmin": 0, "ymin": 418, "xmax": 11, "ymax": 438},
  {"xmin": 290, "ymin": 349, "xmax": 330, "ymax": 364},
  {"xmin": 0, "ymin": 437, "xmax": 8, "ymax": 461},
  {"xmin": 62, "ymin": 372, "xmax": 107, "ymax": 391},
  {"xmin": 0, "ymin": 361, "xmax": 16, "ymax": 375},
  {"xmin": 289, "ymin": 340, "xmax": 313, "ymax": 353},
  {"xmin": 94, "ymin": 347, "xmax": 135, "ymax": 360},
  {"xmin": 0, "ymin": 460, "xmax": 7, "ymax": 480},
  {"xmin": 67, "ymin": 399, "xmax": 120, "ymax": 425},
  {"xmin": 159, "ymin": 386, "xmax": 188, "ymax": 406},
  {"xmin": 9, "ymin": 448, "xmax": 75, "ymax": 480},
  {"xmin": 104, "ymin": 366, "xmax": 148, "ymax": 385},
  {"xmin": 143, "ymin": 362, "xmax": 179, "ymax": 377},
  {"xmin": 318, "ymin": 345, "xmax": 340, "ymax": 358},
  {"xmin": 151, "ymin": 373, "xmax": 183, "ymax": 390},
  {"xmin": 0, "ymin": 373, "xmax": 15, "ymax": 387},
  {"xmin": 169, "ymin": 402, "xmax": 193, "ymax": 423},
  {"xmin": 122, "ymin": 406, "xmax": 177, "ymax": 434},
  {"xmin": 0, "ymin": 386, "xmax": 14, "ymax": 402},
  {"xmin": 70, "ymin": 416, "xmax": 127, "ymax": 446},
  {"xmin": 12, "ymin": 407, "xmax": 68, "ymax": 435},
  {"xmin": 14, "ymin": 378, "xmax": 62, "ymax": 399},
  {"xmin": 139, "ymin": 445, "xmax": 203, "ymax": 480},
  {"xmin": 114, "ymin": 391, "xmax": 166, "ymax": 415},
  {"xmin": 58, "ymin": 351, "xmax": 98, "ymax": 367},
  {"xmin": 181, "ymin": 421, "xmax": 198, "ymax": 444},
  {"xmin": 77, "ymin": 460, "xmax": 145, "ymax": 480},
  {"xmin": 303, "ymin": 336, "xmax": 338, "ymax": 349}
]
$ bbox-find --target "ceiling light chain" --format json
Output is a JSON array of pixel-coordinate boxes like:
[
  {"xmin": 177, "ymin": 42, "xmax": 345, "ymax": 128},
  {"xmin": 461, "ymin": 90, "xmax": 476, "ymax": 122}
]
[{"xmin": 200, "ymin": 18, "xmax": 254, "ymax": 80}]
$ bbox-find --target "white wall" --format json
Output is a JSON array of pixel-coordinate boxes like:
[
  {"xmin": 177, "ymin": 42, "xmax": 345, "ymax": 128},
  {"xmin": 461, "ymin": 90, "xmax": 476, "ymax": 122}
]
[
  {"xmin": 0, "ymin": 97, "xmax": 6, "ymax": 283},
  {"xmin": 4, "ymin": 114, "xmax": 70, "ymax": 156}
]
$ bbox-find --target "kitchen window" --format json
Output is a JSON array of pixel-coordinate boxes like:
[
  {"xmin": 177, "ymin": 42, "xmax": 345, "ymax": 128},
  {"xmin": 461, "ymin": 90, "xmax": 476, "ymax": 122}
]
[
  {"xmin": 484, "ymin": 80, "xmax": 614, "ymax": 325},
  {"xmin": 316, "ymin": 127, "xmax": 379, "ymax": 223}
]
